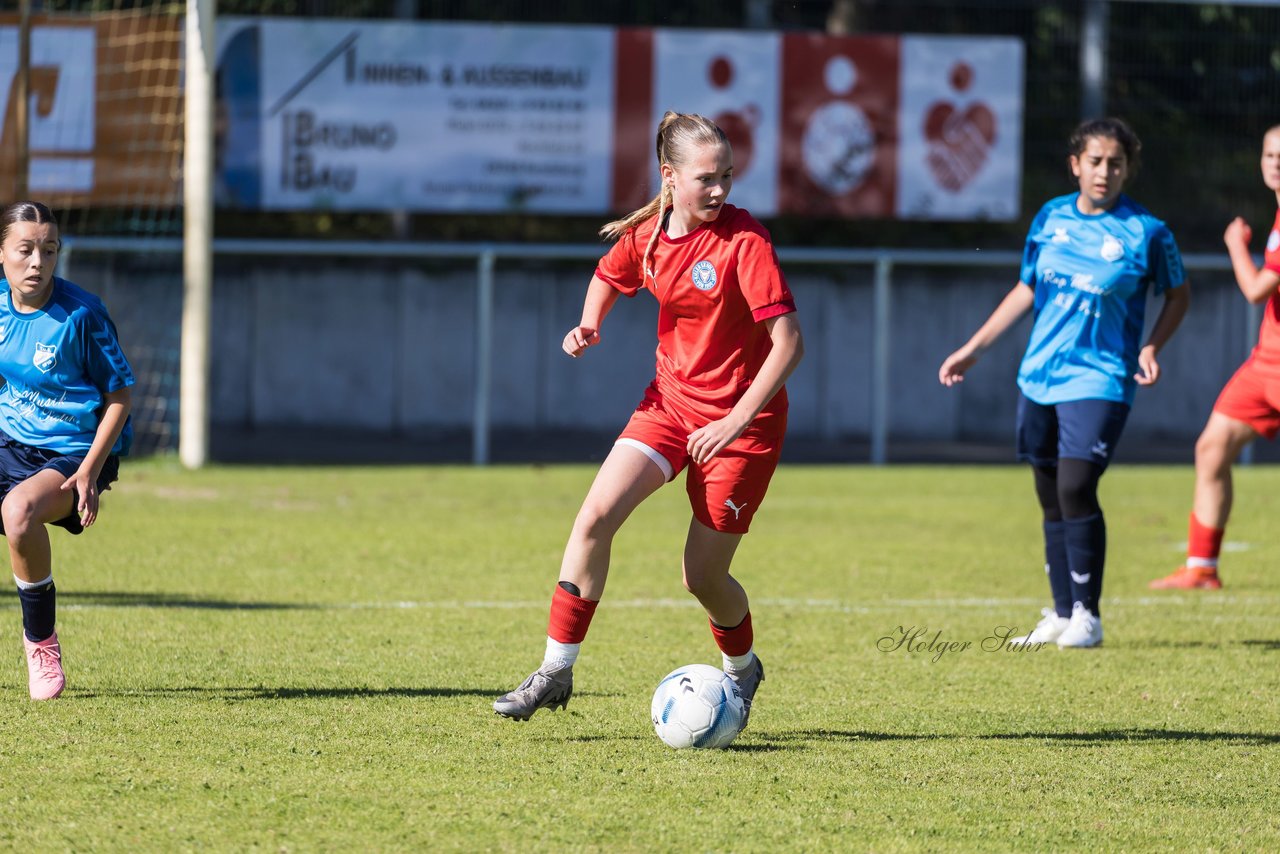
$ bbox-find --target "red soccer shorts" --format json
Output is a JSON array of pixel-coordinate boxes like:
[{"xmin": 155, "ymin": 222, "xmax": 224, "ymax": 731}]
[
  {"xmin": 617, "ymin": 390, "xmax": 786, "ymax": 535},
  {"xmin": 1213, "ymin": 357, "xmax": 1280, "ymax": 439}
]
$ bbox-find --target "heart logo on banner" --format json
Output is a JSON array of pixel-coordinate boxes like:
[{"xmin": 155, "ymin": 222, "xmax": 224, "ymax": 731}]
[{"xmin": 922, "ymin": 102, "xmax": 996, "ymax": 192}]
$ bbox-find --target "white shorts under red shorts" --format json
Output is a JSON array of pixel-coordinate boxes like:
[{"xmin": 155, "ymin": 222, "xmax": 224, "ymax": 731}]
[
  {"xmin": 617, "ymin": 388, "xmax": 786, "ymax": 535},
  {"xmin": 1213, "ymin": 357, "xmax": 1280, "ymax": 439}
]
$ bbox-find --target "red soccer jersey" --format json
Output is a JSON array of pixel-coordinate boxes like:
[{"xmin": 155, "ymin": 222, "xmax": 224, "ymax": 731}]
[
  {"xmin": 1253, "ymin": 208, "xmax": 1280, "ymax": 369},
  {"xmin": 594, "ymin": 204, "xmax": 797, "ymax": 425}
]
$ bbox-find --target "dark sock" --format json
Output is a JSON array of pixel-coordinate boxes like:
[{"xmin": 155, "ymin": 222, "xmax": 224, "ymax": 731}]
[
  {"xmin": 1043, "ymin": 520, "xmax": 1072, "ymax": 618},
  {"xmin": 18, "ymin": 579, "xmax": 57, "ymax": 642},
  {"xmin": 1064, "ymin": 514, "xmax": 1105, "ymax": 616}
]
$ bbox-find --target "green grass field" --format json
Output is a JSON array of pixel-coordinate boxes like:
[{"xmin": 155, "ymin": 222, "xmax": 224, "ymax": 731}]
[{"xmin": 1, "ymin": 459, "xmax": 1278, "ymax": 851}]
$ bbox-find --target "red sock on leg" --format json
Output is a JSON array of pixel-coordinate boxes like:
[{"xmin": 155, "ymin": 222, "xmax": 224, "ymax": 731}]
[
  {"xmin": 709, "ymin": 612, "xmax": 753, "ymax": 657},
  {"xmin": 1187, "ymin": 513, "xmax": 1225, "ymax": 564},
  {"xmin": 547, "ymin": 584, "xmax": 598, "ymax": 644}
]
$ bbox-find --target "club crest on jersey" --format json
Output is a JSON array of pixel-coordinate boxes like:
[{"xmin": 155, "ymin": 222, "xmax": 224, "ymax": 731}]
[
  {"xmin": 33, "ymin": 343, "xmax": 57, "ymax": 373},
  {"xmin": 1100, "ymin": 235, "xmax": 1124, "ymax": 263},
  {"xmin": 1268, "ymin": 230, "xmax": 1280, "ymax": 253},
  {"xmin": 690, "ymin": 260, "xmax": 718, "ymax": 291}
]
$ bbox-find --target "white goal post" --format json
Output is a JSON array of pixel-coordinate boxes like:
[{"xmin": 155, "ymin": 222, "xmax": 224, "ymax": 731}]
[{"xmin": 181, "ymin": 0, "xmax": 215, "ymax": 469}]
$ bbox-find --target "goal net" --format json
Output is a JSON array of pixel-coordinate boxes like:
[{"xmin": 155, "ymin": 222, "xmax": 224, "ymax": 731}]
[{"xmin": 1, "ymin": 1, "xmax": 185, "ymax": 456}]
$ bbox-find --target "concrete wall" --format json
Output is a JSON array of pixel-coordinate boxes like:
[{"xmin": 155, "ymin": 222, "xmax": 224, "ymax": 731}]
[{"xmin": 67, "ymin": 251, "xmax": 1253, "ymax": 459}]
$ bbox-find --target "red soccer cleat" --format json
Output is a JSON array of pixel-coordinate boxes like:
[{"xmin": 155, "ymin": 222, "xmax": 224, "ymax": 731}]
[{"xmin": 1149, "ymin": 565, "xmax": 1223, "ymax": 590}]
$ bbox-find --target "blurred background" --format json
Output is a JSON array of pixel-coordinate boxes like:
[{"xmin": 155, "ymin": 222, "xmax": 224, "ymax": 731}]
[{"xmin": 9, "ymin": 0, "xmax": 1280, "ymax": 464}]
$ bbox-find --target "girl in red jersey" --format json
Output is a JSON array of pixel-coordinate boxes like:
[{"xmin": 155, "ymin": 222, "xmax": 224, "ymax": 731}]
[
  {"xmin": 1151, "ymin": 124, "xmax": 1280, "ymax": 590},
  {"xmin": 494, "ymin": 112, "xmax": 803, "ymax": 728}
]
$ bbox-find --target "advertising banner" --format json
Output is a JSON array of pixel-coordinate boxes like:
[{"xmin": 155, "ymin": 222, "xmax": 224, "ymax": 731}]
[
  {"xmin": 219, "ymin": 18, "xmax": 615, "ymax": 213},
  {"xmin": 217, "ymin": 18, "xmax": 1024, "ymax": 221},
  {"xmin": 651, "ymin": 30, "xmax": 781, "ymax": 215},
  {"xmin": 778, "ymin": 34, "xmax": 899, "ymax": 218},
  {"xmin": 0, "ymin": 15, "xmax": 182, "ymax": 208},
  {"xmin": 896, "ymin": 35, "xmax": 1024, "ymax": 220}
]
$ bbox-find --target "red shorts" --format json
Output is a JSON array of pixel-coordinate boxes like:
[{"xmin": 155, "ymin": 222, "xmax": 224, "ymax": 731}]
[
  {"xmin": 617, "ymin": 390, "xmax": 786, "ymax": 534},
  {"xmin": 1213, "ymin": 357, "xmax": 1280, "ymax": 439}
]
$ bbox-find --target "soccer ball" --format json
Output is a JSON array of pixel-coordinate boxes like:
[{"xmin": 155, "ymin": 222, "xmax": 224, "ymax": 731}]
[{"xmin": 650, "ymin": 664, "xmax": 745, "ymax": 749}]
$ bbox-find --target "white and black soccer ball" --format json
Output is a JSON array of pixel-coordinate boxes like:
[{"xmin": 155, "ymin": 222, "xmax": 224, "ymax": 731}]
[{"xmin": 650, "ymin": 664, "xmax": 745, "ymax": 749}]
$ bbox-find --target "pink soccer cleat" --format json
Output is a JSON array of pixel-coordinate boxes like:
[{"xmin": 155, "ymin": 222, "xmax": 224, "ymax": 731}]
[{"xmin": 23, "ymin": 632, "xmax": 65, "ymax": 700}]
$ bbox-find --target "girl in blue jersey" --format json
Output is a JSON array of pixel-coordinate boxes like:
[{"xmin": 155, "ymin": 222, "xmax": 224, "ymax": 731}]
[
  {"xmin": 938, "ymin": 118, "xmax": 1189, "ymax": 648},
  {"xmin": 0, "ymin": 201, "xmax": 134, "ymax": 699}
]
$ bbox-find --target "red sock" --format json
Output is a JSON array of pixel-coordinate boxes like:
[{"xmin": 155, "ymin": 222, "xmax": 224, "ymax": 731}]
[
  {"xmin": 709, "ymin": 612, "xmax": 753, "ymax": 657},
  {"xmin": 547, "ymin": 585, "xmax": 598, "ymax": 644},
  {"xmin": 1187, "ymin": 513, "xmax": 1224, "ymax": 564}
]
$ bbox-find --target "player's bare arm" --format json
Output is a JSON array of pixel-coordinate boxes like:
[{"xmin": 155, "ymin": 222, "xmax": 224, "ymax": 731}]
[
  {"xmin": 1135, "ymin": 283, "xmax": 1189, "ymax": 386},
  {"xmin": 1224, "ymin": 217, "xmax": 1280, "ymax": 304},
  {"xmin": 686, "ymin": 312, "xmax": 803, "ymax": 464},
  {"xmin": 61, "ymin": 386, "xmax": 132, "ymax": 526},
  {"xmin": 564, "ymin": 275, "xmax": 621, "ymax": 357},
  {"xmin": 939, "ymin": 283, "xmax": 1034, "ymax": 386}
]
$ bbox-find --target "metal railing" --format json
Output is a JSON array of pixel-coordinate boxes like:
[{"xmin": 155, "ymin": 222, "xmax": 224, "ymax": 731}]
[{"xmin": 59, "ymin": 238, "xmax": 1246, "ymax": 465}]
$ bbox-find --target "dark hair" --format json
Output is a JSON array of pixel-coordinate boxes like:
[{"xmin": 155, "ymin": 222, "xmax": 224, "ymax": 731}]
[
  {"xmin": 1, "ymin": 201, "xmax": 58, "ymax": 244},
  {"xmin": 1068, "ymin": 117, "xmax": 1142, "ymax": 175}
]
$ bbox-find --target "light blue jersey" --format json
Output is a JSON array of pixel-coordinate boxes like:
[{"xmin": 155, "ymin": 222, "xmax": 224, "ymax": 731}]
[
  {"xmin": 1016, "ymin": 193, "xmax": 1186, "ymax": 406},
  {"xmin": 0, "ymin": 277, "xmax": 134, "ymax": 454}
]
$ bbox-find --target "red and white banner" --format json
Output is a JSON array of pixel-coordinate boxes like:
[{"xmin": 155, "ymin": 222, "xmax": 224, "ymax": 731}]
[
  {"xmin": 216, "ymin": 19, "xmax": 1023, "ymax": 220},
  {"xmin": 896, "ymin": 36, "xmax": 1023, "ymax": 220},
  {"xmin": 652, "ymin": 30, "xmax": 782, "ymax": 214},
  {"xmin": 779, "ymin": 34, "xmax": 899, "ymax": 218}
]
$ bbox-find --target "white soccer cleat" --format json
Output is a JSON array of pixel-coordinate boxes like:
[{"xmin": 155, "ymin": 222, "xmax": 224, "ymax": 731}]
[
  {"xmin": 493, "ymin": 666, "xmax": 573, "ymax": 720},
  {"xmin": 1008, "ymin": 607, "xmax": 1071, "ymax": 646},
  {"xmin": 1056, "ymin": 602, "xmax": 1103, "ymax": 648}
]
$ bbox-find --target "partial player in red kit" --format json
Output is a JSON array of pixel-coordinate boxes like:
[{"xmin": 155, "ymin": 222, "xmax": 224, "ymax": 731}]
[
  {"xmin": 1151, "ymin": 125, "xmax": 1280, "ymax": 590},
  {"xmin": 494, "ymin": 112, "xmax": 804, "ymax": 728}
]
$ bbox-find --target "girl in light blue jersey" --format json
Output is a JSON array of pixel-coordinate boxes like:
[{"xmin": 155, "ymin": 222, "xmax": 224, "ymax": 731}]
[
  {"xmin": 938, "ymin": 118, "xmax": 1189, "ymax": 649},
  {"xmin": 0, "ymin": 202, "xmax": 134, "ymax": 699}
]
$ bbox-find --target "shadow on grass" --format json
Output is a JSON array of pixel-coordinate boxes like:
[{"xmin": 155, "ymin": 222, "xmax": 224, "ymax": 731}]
[
  {"xmin": 1241, "ymin": 639, "xmax": 1280, "ymax": 651},
  {"xmin": 763, "ymin": 730, "xmax": 939, "ymax": 744},
  {"xmin": 0, "ymin": 589, "xmax": 320, "ymax": 611},
  {"xmin": 725, "ymin": 742, "xmax": 788, "ymax": 753},
  {"xmin": 555, "ymin": 733, "xmax": 783, "ymax": 750},
  {"xmin": 768, "ymin": 728, "xmax": 1280, "ymax": 746},
  {"xmin": 73, "ymin": 686, "xmax": 629, "ymax": 705},
  {"xmin": 1127, "ymin": 640, "xmax": 1224, "ymax": 649},
  {"xmin": 1107, "ymin": 638, "xmax": 1280, "ymax": 651},
  {"xmin": 226, "ymin": 686, "xmax": 627, "ymax": 703},
  {"xmin": 75, "ymin": 685, "xmax": 509, "ymax": 701}
]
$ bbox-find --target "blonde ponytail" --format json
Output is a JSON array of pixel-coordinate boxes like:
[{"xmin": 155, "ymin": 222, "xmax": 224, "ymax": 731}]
[{"xmin": 599, "ymin": 111, "xmax": 729, "ymax": 281}]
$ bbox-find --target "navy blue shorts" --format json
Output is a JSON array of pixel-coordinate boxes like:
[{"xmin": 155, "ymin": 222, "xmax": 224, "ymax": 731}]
[
  {"xmin": 1016, "ymin": 395, "xmax": 1130, "ymax": 470},
  {"xmin": 0, "ymin": 434, "xmax": 120, "ymax": 536}
]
